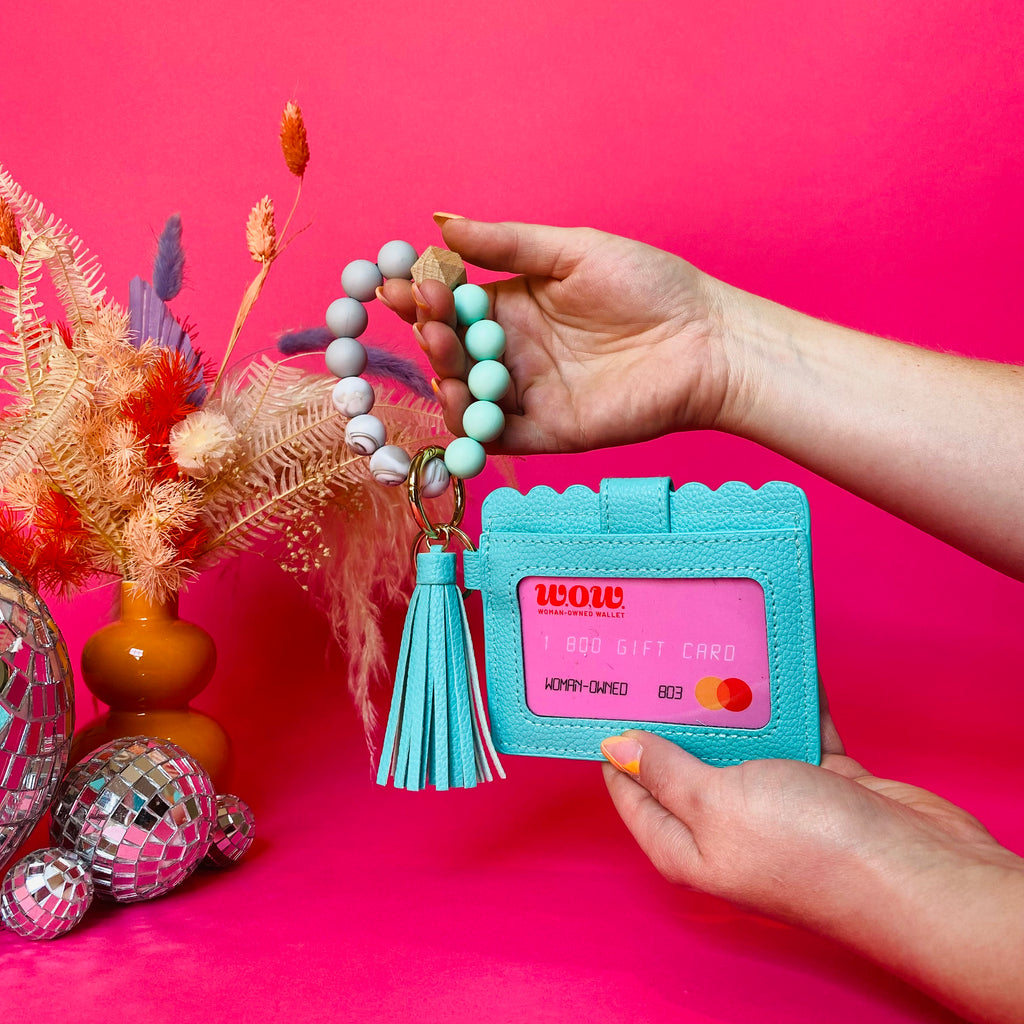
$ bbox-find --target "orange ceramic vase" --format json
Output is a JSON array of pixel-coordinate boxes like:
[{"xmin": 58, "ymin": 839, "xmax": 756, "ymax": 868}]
[{"xmin": 73, "ymin": 583, "xmax": 232, "ymax": 789}]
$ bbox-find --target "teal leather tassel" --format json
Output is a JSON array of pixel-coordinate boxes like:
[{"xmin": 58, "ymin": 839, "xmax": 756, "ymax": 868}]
[{"xmin": 376, "ymin": 546, "xmax": 504, "ymax": 790}]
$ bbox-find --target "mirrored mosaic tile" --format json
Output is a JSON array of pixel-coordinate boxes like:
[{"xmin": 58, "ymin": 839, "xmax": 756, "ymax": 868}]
[{"xmin": 204, "ymin": 795, "xmax": 256, "ymax": 867}]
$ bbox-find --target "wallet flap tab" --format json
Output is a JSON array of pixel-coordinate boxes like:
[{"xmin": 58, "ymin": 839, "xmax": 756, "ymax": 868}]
[{"xmin": 599, "ymin": 477, "xmax": 672, "ymax": 534}]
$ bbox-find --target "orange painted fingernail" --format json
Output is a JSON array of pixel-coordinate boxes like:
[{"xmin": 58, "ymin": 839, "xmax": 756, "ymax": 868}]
[
  {"xmin": 433, "ymin": 212, "xmax": 465, "ymax": 227},
  {"xmin": 375, "ymin": 286, "xmax": 396, "ymax": 311},
  {"xmin": 411, "ymin": 323, "xmax": 429, "ymax": 351},
  {"xmin": 430, "ymin": 376, "xmax": 442, "ymax": 397},
  {"xmin": 600, "ymin": 736, "xmax": 642, "ymax": 779},
  {"xmin": 411, "ymin": 282, "xmax": 430, "ymax": 311}
]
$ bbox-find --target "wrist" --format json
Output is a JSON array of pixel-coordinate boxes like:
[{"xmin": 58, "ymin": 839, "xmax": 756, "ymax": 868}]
[
  {"xmin": 701, "ymin": 277, "xmax": 807, "ymax": 439},
  {"xmin": 828, "ymin": 839, "xmax": 1024, "ymax": 1022}
]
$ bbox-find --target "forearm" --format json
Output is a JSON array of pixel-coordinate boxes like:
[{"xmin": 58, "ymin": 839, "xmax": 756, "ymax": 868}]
[
  {"xmin": 712, "ymin": 282, "xmax": 1024, "ymax": 579},
  {"xmin": 826, "ymin": 845, "xmax": 1024, "ymax": 1023}
]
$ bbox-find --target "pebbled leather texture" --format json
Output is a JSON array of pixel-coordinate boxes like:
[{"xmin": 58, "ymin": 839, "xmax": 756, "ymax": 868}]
[{"xmin": 464, "ymin": 479, "xmax": 821, "ymax": 766}]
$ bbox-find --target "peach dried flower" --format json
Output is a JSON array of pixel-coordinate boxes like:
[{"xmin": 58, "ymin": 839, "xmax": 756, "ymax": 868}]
[
  {"xmin": 0, "ymin": 197, "xmax": 21, "ymax": 256},
  {"xmin": 246, "ymin": 196, "xmax": 277, "ymax": 263},
  {"xmin": 280, "ymin": 102, "xmax": 310, "ymax": 177}
]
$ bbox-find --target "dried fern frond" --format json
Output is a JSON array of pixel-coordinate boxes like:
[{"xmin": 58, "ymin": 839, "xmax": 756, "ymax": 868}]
[
  {"xmin": 0, "ymin": 234, "xmax": 60, "ymax": 408},
  {"xmin": 40, "ymin": 425, "xmax": 127, "ymax": 564},
  {"xmin": 216, "ymin": 355, "xmax": 334, "ymax": 431},
  {"xmin": 0, "ymin": 340, "xmax": 91, "ymax": 486},
  {"xmin": 0, "ymin": 164, "xmax": 106, "ymax": 333}
]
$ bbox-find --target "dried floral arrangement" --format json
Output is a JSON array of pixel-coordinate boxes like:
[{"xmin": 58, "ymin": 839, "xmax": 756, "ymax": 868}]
[{"xmin": 0, "ymin": 103, "xmax": 445, "ymax": 722}]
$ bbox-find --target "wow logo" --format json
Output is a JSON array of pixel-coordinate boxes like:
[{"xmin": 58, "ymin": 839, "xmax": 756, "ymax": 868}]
[{"xmin": 533, "ymin": 582, "xmax": 624, "ymax": 610}]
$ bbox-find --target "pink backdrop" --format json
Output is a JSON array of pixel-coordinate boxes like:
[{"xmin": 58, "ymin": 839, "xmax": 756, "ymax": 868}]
[{"xmin": 3, "ymin": 2, "xmax": 1022, "ymax": 1021}]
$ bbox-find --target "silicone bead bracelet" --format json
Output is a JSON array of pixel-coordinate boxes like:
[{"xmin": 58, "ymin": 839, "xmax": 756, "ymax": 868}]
[{"xmin": 324, "ymin": 242, "xmax": 507, "ymax": 492}]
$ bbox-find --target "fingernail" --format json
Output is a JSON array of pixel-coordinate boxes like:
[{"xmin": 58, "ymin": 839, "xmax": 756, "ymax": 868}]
[
  {"xmin": 411, "ymin": 282, "xmax": 430, "ymax": 311},
  {"xmin": 430, "ymin": 376, "xmax": 442, "ymax": 397},
  {"xmin": 412, "ymin": 322, "xmax": 429, "ymax": 351},
  {"xmin": 433, "ymin": 212, "xmax": 465, "ymax": 228},
  {"xmin": 375, "ymin": 286, "xmax": 395, "ymax": 311},
  {"xmin": 601, "ymin": 736, "xmax": 642, "ymax": 779}
]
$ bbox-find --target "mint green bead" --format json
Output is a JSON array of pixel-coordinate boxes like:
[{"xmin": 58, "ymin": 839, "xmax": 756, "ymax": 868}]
[
  {"xmin": 462, "ymin": 401, "xmax": 505, "ymax": 443},
  {"xmin": 444, "ymin": 436, "xmax": 487, "ymax": 479},
  {"xmin": 453, "ymin": 283, "xmax": 490, "ymax": 326},
  {"xmin": 465, "ymin": 319, "xmax": 506, "ymax": 361},
  {"xmin": 467, "ymin": 359, "xmax": 511, "ymax": 402}
]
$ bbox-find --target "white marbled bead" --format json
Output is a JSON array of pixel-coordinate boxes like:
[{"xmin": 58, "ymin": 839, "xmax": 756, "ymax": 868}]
[
  {"xmin": 326, "ymin": 297, "xmax": 369, "ymax": 339},
  {"xmin": 345, "ymin": 413, "xmax": 387, "ymax": 456},
  {"xmin": 369, "ymin": 445, "xmax": 412, "ymax": 486},
  {"xmin": 341, "ymin": 259, "xmax": 384, "ymax": 303},
  {"xmin": 419, "ymin": 457, "xmax": 450, "ymax": 499},
  {"xmin": 331, "ymin": 376, "xmax": 375, "ymax": 417}
]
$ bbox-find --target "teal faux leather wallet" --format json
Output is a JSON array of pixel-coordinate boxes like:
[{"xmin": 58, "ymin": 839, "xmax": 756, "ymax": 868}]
[{"xmin": 463, "ymin": 478, "xmax": 821, "ymax": 766}]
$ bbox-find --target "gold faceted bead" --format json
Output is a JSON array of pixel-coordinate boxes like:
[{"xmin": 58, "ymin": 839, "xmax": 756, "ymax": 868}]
[{"xmin": 410, "ymin": 246, "xmax": 467, "ymax": 289}]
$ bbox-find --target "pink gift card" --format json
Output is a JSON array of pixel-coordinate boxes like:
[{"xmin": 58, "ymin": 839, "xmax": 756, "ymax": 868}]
[{"xmin": 519, "ymin": 575, "xmax": 771, "ymax": 729}]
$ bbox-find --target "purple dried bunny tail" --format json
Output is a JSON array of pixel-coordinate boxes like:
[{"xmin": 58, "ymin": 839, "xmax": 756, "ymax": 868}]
[
  {"xmin": 277, "ymin": 327, "xmax": 436, "ymax": 401},
  {"xmin": 153, "ymin": 213, "xmax": 185, "ymax": 301},
  {"xmin": 365, "ymin": 347, "xmax": 435, "ymax": 401},
  {"xmin": 277, "ymin": 326, "xmax": 333, "ymax": 354}
]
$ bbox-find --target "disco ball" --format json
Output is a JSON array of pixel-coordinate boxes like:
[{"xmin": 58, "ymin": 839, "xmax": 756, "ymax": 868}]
[
  {"xmin": 204, "ymin": 794, "xmax": 256, "ymax": 868},
  {"xmin": 0, "ymin": 559, "xmax": 75, "ymax": 870},
  {"xmin": 0, "ymin": 847, "xmax": 93, "ymax": 940},
  {"xmin": 50, "ymin": 736, "xmax": 216, "ymax": 902}
]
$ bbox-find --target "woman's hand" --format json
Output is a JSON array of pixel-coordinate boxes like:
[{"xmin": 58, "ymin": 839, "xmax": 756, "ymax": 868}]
[
  {"xmin": 380, "ymin": 218, "xmax": 734, "ymax": 454},
  {"xmin": 601, "ymin": 712, "xmax": 1024, "ymax": 1024}
]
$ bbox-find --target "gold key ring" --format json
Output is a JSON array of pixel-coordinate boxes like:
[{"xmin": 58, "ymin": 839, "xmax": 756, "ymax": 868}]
[
  {"xmin": 409, "ymin": 523, "xmax": 476, "ymax": 561},
  {"xmin": 406, "ymin": 445, "xmax": 466, "ymax": 540}
]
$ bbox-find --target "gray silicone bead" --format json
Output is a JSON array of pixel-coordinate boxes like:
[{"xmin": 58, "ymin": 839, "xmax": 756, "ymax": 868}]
[
  {"xmin": 325, "ymin": 337, "xmax": 368, "ymax": 378},
  {"xmin": 325, "ymin": 297, "xmax": 369, "ymax": 339},
  {"xmin": 341, "ymin": 259, "xmax": 384, "ymax": 303},
  {"xmin": 376, "ymin": 240, "xmax": 418, "ymax": 280}
]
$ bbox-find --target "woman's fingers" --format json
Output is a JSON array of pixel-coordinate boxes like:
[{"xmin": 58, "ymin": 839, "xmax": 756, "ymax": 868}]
[
  {"xmin": 417, "ymin": 320, "xmax": 470, "ymax": 380},
  {"xmin": 600, "ymin": 731, "xmax": 717, "ymax": 885},
  {"xmin": 441, "ymin": 218, "xmax": 588, "ymax": 280},
  {"xmin": 376, "ymin": 276, "xmax": 459, "ymax": 326}
]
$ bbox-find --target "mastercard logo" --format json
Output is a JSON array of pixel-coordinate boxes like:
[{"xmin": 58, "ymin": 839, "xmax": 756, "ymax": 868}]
[{"xmin": 694, "ymin": 675, "xmax": 753, "ymax": 713}]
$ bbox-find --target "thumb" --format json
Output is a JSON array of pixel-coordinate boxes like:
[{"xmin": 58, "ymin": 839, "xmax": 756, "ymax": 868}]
[
  {"xmin": 439, "ymin": 217, "xmax": 589, "ymax": 280},
  {"xmin": 601, "ymin": 731, "xmax": 714, "ymax": 885}
]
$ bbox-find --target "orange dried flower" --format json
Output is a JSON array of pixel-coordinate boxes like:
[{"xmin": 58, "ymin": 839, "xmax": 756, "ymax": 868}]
[
  {"xmin": 0, "ymin": 197, "xmax": 20, "ymax": 256},
  {"xmin": 279, "ymin": 102, "xmax": 310, "ymax": 177},
  {"xmin": 246, "ymin": 196, "xmax": 277, "ymax": 263}
]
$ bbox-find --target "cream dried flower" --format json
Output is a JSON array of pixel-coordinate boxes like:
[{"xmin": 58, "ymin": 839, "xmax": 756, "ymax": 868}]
[
  {"xmin": 169, "ymin": 410, "xmax": 239, "ymax": 477},
  {"xmin": 246, "ymin": 196, "xmax": 276, "ymax": 263}
]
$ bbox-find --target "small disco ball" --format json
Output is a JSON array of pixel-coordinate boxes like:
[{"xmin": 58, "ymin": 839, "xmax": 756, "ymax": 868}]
[
  {"xmin": 0, "ymin": 847, "xmax": 93, "ymax": 940},
  {"xmin": 0, "ymin": 558, "xmax": 75, "ymax": 871},
  {"xmin": 204, "ymin": 794, "xmax": 256, "ymax": 868},
  {"xmin": 50, "ymin": 737, "xmax": 217, "ymax": 903}
]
